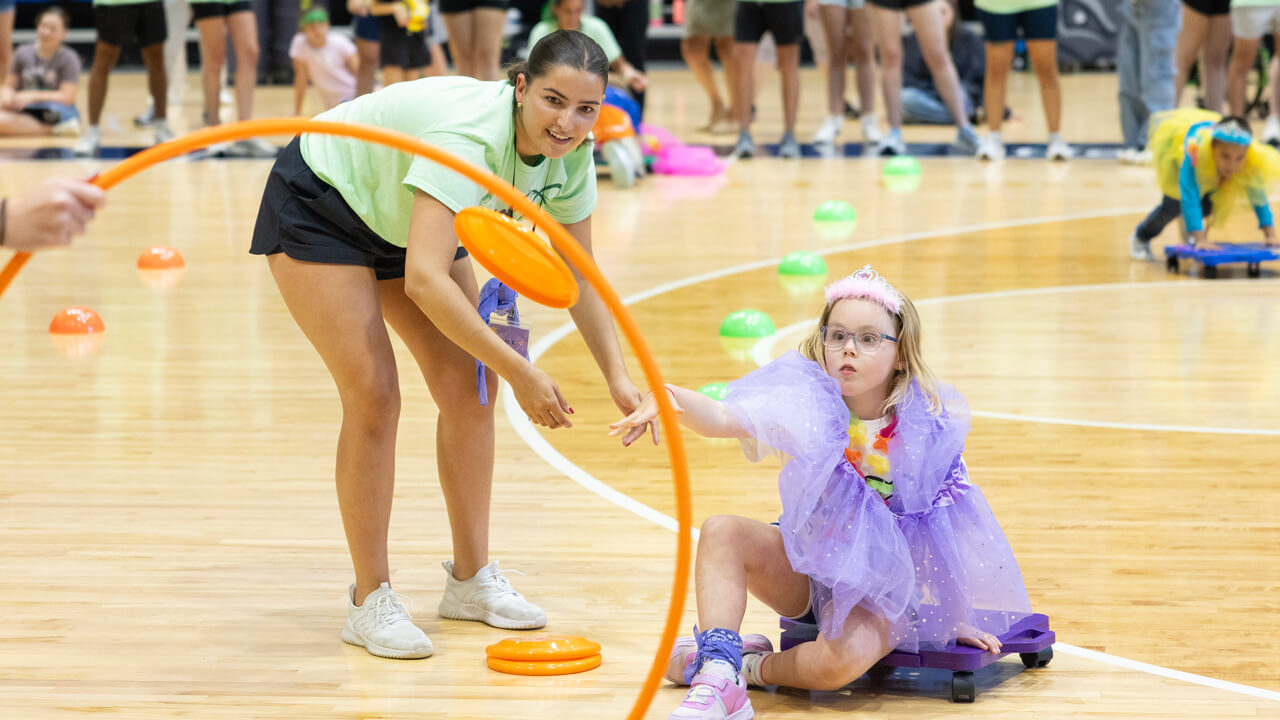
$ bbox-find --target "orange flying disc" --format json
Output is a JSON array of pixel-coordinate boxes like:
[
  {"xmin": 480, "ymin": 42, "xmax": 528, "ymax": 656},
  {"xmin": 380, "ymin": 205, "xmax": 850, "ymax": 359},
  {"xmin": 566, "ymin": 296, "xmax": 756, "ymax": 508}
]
[
  {"xmin": 486, "ymin": 654, "xmax": 603, "ymax": 676},
  {"xmin": 453, "ymin": 207, "xmax": 579, "ymax": 309},
  {"xmin": 486, "ymin": 635, "xmax": 602, "ymax": 662}
]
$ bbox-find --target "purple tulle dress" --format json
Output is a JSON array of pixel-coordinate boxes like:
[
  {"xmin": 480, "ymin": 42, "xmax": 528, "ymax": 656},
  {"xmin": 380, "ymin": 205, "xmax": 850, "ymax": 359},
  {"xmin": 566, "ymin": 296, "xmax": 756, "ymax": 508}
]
[{"xmin": 722, "ymin": 351, "xmax": 1032, "ymax": 650}]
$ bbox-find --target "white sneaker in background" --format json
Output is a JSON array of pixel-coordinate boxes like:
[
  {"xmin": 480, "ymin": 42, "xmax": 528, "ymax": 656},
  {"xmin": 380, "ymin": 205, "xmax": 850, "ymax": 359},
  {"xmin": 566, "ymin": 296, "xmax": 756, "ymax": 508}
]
[
  {"xmin": 73, "ymin": 126, "xmax": 100, "ymax": 156},
  {"xmin": 153, "ymin": 119, "xmax": 175, "ymax": 145},
  {"xmin": 224, "ymin": 138, "xmax": 280, "ymax": 158},
  {"xmin": 874, "ymin": 130, "xmax": 905, "ymax": 156},
  {"xmin": 1129, "ymin": 234, "xmax": 1155, "ymax": 262},
  {"xmin": 1264, "ymin": 116, "xmax": 1280, "ymax": 146},
  {"xmin": 438, "ymin": 560, "xmax": 547, "ymax": 630},
  {"xmin": 1047, "ymin": 134, "xmax": 1074, "ymax": 161},
  {"xmin": 860, "ymin": 113, "xmax": 882, "ymax": 144},
  {"xmin": 977, "ymin": 134, "xmax": 1005, "ymax": 161},
  {"xmin": 812, "ymin": 115, "xmax": 842, "ymax": 145},
  {"xmin": 52, "ymin": 116, "xmax": 81, "ymax": 137},
  {"xmin": 342, "ymin": 582, "xmax": 434, "ymax": 659}
]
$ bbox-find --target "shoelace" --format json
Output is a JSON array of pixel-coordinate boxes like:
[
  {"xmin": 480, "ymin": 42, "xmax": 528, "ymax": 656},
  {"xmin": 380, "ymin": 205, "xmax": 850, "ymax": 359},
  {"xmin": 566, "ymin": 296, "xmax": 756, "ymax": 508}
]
[
  {"xmin": 682, "ymin": 684, "xmax": 719, "ymax": 707},
  {"xmin": 373, "ymin": 591, "xmax": 415, "ymax": 626},
  {"xmin": 479, "ymin": 567, "xmax": 526, "ymax": 598}
]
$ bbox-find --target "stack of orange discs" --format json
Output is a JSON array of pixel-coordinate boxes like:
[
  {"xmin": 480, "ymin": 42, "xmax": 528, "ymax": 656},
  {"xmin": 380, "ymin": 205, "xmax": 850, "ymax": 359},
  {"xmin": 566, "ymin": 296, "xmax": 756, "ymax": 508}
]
[{"xmin": 485, "ymin": 635, "xmax": 602, "ymax": 676}]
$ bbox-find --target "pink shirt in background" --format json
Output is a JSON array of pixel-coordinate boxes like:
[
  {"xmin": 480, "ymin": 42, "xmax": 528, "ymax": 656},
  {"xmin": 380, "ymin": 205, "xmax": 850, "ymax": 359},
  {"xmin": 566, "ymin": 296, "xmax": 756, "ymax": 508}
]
[{"xmin": 289, "ymin": 31, "xmax": 358, "ymax": 111}]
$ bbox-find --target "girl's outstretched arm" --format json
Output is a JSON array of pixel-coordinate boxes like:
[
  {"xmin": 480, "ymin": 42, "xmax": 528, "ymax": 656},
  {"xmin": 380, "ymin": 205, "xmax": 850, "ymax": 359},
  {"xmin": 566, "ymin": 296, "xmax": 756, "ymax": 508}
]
[{"xmin": 609, "ymin": 385, "xmax": 750, "ymax": 447}]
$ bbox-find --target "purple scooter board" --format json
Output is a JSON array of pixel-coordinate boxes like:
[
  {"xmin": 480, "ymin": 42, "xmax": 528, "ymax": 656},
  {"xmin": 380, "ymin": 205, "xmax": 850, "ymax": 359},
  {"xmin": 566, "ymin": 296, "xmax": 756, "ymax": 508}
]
[
  {"xmin": 1164, "ymin": 243, "xmax": 1279, "ymax": 278},
  {"xmin": 779, "ymin": 613, "xmax": 1055, "ymax": 703}
]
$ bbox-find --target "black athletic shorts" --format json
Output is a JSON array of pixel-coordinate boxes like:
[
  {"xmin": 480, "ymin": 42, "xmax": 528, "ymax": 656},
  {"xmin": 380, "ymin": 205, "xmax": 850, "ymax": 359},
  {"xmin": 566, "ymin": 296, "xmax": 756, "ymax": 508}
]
[
  {"xmin": 379, "ymin": 17, "xmax": 432, "ymax": 69},
  {"xmin": 735, "ymin": 1, "xmax": 805, "ymax": 45},
  {"xmin": 94, "ymin": 1, "xmax": 167, "ymax": 48},
  {"xmin": 250, "ymin": 137, "xmax": 467, "ymax": 281},
  {"xmin": 439, "ymin": 0, "xmax": 508, "ymax": 14},
  {"xmin": 191, "ymin": 1, "xmax": 252, "ymax": 21},
  {"xmin": 1182, "ymin": 0, "xmax": 1230, "ymax": 16}
]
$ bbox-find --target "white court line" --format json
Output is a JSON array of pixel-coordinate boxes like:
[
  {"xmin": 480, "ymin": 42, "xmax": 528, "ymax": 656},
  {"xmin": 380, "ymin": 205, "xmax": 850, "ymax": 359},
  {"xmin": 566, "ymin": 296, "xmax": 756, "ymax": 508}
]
[
  {"xmin": 754, "ymin": 279, "xmax": 1280, "ymax": 436},
  {"xmin": 502, "ymin": 207, "xmax": 1280, "ymax": 701}
]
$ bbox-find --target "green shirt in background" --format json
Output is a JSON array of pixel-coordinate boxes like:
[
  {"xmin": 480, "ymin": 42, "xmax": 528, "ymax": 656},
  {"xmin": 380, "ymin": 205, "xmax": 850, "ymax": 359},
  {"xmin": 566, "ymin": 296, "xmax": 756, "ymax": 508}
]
[
  {"xmin": 527, "ymin": 18, "xmax": 623, "ymax": 64},
  {"xmin": 974, "ymin": 0, "xmax": 1058, "ymax": 13},
  {"xmin": 1232, "ymin": 0, "xmax": 1280, "ymax": 9},
  {"xmin": 301, "ymin": 76, "xmax": 597, "ymax": 248}
]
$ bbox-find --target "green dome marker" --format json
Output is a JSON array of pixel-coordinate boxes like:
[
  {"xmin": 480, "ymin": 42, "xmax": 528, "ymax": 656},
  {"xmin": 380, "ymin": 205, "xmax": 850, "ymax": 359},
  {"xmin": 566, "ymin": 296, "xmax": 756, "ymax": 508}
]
[
  {"xmin": 777, "ymin": 251, "xmax": 828, "ymax": 276},
  {"xmin": 882, "ymin": 155, "xmax": 921, "ymax": 177},
  {"xmin": 812, "ymin": 200, "xmax": 857, "ymax": 223},
  {"xmin": 718, "ymin": 309, "xmax": 776, "ymax": 338}
]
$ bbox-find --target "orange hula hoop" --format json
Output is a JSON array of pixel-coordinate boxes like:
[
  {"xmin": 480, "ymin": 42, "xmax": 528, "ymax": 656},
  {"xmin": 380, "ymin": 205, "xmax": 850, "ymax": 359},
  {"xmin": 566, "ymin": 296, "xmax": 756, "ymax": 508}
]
[{"xmin": 0, "ymin": 118, "xmax": 693, "ymax": 720}]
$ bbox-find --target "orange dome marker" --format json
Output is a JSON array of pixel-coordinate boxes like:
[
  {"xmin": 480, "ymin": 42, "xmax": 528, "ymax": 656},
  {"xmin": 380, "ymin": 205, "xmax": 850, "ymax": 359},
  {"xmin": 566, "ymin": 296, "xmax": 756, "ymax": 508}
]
[
  {"xmin": 454, "ymin": 208, "xmax": 578, "ymax": 309},
  {"xmin": 0, "ymin": 119, "xmax": 691, "ymax": 720},
  {"xmin": 136, "ymin": 246, "xmax": 185, "ymax": 270},
  {"xmin": 136, "ymin": 246, "xmax": 186, "ymax": 288},
  {"xmin": 49, "ymin": 306, "xmax": 105, "ymax": 358},
  {"xmin": 49, "ymin": 306, "xmax": 104, "ymax": 334},
  {"xmin": 486, "ymin": 635, "xmax": 602, "ymax": 662},
  {"xmin": 487, "ymin": 654, "xmax": 602, "ymax": 676},
  {"xmin": 136, "ymin": 245, "xmax": 186, "ymax": 269}
]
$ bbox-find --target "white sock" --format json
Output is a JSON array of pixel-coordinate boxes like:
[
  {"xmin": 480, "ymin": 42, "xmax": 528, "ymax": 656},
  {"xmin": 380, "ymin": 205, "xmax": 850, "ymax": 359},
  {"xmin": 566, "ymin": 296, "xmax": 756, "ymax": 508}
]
[
  {"xmin": 1048, "ymin": 131, "xmax": 1063, "ymax": 143},
  {"xmin": 741, "ymin": 651, "xmax": 775, "ymax": 688},
  {"xmin": 698, "ymin": 658, "xmax": 737, "ymax": 681},
  {"xmin": 989, "ymin": 130, "xmax": 1002, "ymax": 145}
]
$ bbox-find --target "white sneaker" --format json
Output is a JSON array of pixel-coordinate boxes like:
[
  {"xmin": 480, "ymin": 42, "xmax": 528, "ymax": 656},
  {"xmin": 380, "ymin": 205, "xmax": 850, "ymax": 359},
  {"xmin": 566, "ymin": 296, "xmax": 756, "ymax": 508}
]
[
  {"xmin": 342, "ymin": 582, "xmax": 434, "ymax": 659},
  {"xmin": 874, "ymin": 131, "xmax": 905, "ymax": 156},
  {"xmin": 52, "ymin": 116, "xmax": 81, "ymax": 137},
  {"xmin": 73, "ymin": 126, "xmax": 100, "ymax": 156},
  {"xmin": 1265, "ymin": 116, "xmax": 1280, "ymax": 147},
  {"xmin": 977, "ymin": 134, "xmax": 1005, "ymax": 161},
  {"xmin": 224, "ymin": 138, "xmax": 280, "ymax": 158},
  {"xmin": 776, "ymin": 132, "xmax": 801, "ymax": 159},
  {"xmin": 1118, "ymin": 147, "xmax": 1151, "ymax": 165},
  {"xmin": 861, "ymin": 114, "xmax": 882, "ymax": 144},
  {"xmin": 438, "ymin": 560, "xmax": 547, "ymax": 630},
  {"xmin": 812, "ymin": 115, "xmax": 842, "ymax": 145},
  {"xmin": 1129, "ymin": 234, "xmax": 1155, "ymax": 262},
  {"xmin": 153, "ymin": 119, "xmax": 175, "ymax": 145},
  {"xmin": 1047, "ymin": 135, "xmax": 1074, "ymax": 161}
]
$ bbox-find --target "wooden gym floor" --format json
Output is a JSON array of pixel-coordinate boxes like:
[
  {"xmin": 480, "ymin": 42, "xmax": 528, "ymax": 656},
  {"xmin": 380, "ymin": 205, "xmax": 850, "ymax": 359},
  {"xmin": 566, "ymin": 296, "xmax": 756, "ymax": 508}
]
[{"xmin": 1, "ymin": 68, "xmax": 1278, "ymax": 718}]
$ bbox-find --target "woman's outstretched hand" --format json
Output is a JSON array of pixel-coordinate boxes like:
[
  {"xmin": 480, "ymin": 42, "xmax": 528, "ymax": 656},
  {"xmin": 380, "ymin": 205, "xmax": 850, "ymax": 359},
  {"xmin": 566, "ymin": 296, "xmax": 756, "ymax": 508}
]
[
  {"xmin": 608, "ymin": 388, "xmax": 681, "ymax": 447},
  {"xmin": 512, "ymin": 365, "xmax": 573, "ymax": 429}
]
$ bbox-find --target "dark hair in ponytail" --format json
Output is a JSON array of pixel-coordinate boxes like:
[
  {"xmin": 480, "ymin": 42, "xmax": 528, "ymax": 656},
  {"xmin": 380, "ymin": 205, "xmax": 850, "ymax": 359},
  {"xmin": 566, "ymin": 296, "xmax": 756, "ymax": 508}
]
[{"xmin": 505, "ymin": 29, "xmax": 609, "ymax": 94}]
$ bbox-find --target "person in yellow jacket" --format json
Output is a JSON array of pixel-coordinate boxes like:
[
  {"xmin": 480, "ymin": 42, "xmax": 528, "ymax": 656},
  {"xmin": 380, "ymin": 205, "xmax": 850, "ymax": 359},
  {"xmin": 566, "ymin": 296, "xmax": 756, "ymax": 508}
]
[{"xmin": 1129, "ymin": 109, "xmax": 1280, "ymax": 261}]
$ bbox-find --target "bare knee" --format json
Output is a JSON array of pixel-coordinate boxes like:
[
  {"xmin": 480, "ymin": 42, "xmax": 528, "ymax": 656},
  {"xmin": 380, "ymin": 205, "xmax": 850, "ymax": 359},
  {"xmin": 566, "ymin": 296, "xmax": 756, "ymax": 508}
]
[
  {"xmin": 682, "ymin": 37, "xmax": 709, "ymax": 57},
  {"xmin": 806, "ymin": 650, "xmax": 867, "ymax": 691},
  {"xmin": 238, "ymin": 41, "xmax": 260, "ymax": 69},
  {"xmin": 339, "ymin": 368, "xmax": 401, "ymax": 429},
  {"xmin": 698, "ymin": 514, "xmax": 750, "ymax": 546},
  {"xmin": 93, "ymin": 44, "xmax": 122, "ymax": 72}
]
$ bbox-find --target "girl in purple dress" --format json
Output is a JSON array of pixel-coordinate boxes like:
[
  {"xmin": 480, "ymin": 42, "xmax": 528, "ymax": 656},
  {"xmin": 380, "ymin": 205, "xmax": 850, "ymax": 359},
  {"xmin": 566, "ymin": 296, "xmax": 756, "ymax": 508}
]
[{"xmin": 611, "ymin": 265, "xmax": 1032, "ymax": 720}]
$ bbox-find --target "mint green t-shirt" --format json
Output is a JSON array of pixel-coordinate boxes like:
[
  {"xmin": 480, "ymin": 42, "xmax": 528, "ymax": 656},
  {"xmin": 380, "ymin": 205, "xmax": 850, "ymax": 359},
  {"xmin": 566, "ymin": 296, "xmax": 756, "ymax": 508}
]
[
  {"xmin": 974, "ymin": 0, "xmax": 1057, "ymax": 13},
  {"xmin": 528, "ymin": 17, "xmax": 623, "ymax": 64},
  {"xmin": 300, "ymin": 76, "xmax": 598, "ymax": 248},
  {"xmin": 1232, "ymin": 0, "xmax": 1280, "ymax": 8}
]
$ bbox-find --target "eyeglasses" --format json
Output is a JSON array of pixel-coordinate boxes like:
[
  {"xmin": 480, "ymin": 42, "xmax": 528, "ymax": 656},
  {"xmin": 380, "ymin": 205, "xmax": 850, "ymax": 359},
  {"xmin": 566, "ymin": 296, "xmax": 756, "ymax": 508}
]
[{"xmin": 820, "ymin": 326, "xmax": 898, "ymax": 354}]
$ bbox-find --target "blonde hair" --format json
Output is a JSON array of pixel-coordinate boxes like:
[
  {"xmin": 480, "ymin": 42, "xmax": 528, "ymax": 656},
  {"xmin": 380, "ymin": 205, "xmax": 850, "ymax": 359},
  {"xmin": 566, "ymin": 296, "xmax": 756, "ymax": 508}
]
[{"xmin": 799, "ymin": 291, "xmax": 940, "ymax": 416}]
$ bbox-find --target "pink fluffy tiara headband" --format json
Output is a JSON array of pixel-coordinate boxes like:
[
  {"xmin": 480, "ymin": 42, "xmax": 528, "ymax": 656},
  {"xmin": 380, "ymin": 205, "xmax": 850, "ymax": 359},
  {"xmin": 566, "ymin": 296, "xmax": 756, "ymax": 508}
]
[{"xmin": 824, "ymin": 265, "xmax": 903, "ymax": 314}]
